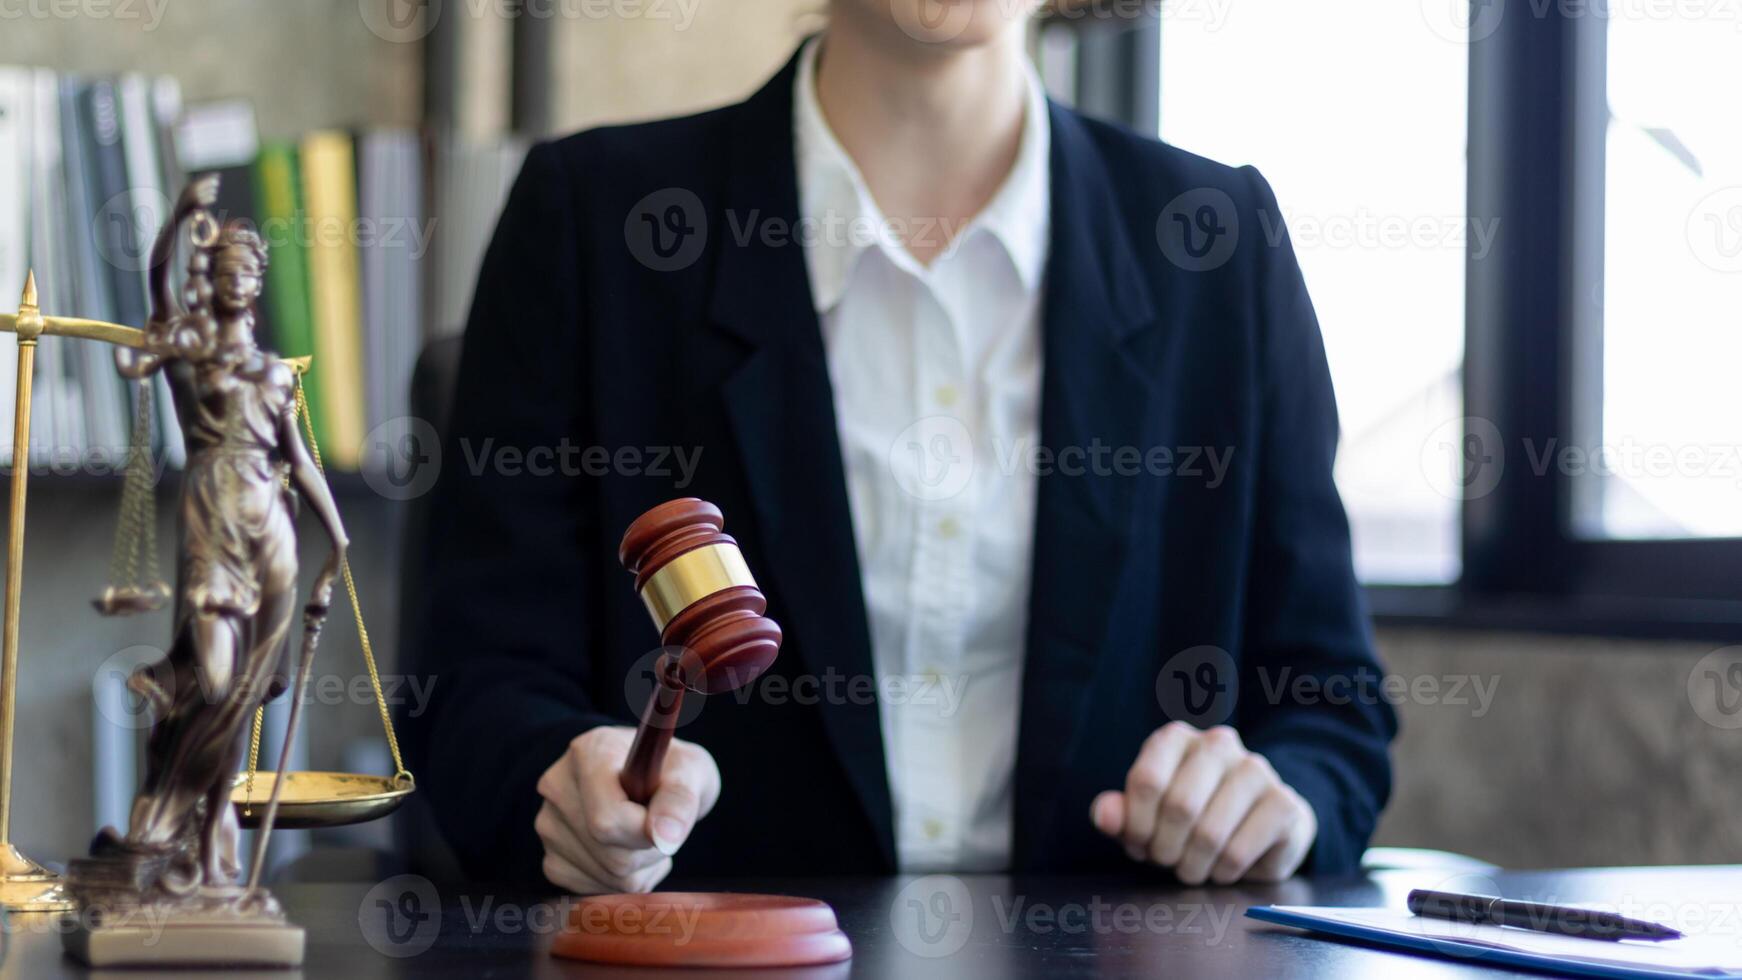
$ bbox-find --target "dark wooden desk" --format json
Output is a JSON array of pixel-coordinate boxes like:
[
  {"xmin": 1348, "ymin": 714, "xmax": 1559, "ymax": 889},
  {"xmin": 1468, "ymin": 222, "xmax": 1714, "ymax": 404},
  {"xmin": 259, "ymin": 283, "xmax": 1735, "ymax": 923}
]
[{"xmin": 4, "ymin": 866, "xmax": 1739, "ymax": 978}]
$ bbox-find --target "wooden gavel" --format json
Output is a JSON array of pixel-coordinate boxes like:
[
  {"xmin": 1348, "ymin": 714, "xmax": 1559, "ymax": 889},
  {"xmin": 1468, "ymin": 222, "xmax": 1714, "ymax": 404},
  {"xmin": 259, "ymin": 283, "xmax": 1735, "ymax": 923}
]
[
  {"xmin": 616, "ymin": 498, "xmax": 782, "ymax": 803},
  {"xmin": 553, "ymin": 500, "xmax": 849, "ymax": 970}
]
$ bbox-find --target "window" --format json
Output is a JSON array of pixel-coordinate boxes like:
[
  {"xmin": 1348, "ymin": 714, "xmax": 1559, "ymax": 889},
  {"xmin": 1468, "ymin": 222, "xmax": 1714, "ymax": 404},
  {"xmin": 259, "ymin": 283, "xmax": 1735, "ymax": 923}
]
[
  {"xmin": 1575, "ymin": 13, "xmax": 1742, "ymax": 541},
  {"xmin": 1157, "ymin": 1, "xmax": 1469, "ymax": 585},
  {"xmin": 1138, "ymin": 0, "xmax": 1742, "ymax": 636}
]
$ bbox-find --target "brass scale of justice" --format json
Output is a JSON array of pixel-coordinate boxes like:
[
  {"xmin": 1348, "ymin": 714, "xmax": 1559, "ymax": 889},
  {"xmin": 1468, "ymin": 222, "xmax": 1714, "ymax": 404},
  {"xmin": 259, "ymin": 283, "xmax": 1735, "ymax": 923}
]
[{"xmin": 0, "ymin": 270, "xmax": 413, "ymax": 913}]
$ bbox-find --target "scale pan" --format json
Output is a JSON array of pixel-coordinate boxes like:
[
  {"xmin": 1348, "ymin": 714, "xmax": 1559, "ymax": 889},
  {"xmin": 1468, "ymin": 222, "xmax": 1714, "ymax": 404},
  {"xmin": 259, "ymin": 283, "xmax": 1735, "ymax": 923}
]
[{"xmin": 231, "ymin": 771, "xmax": 414, "ymax": 829}]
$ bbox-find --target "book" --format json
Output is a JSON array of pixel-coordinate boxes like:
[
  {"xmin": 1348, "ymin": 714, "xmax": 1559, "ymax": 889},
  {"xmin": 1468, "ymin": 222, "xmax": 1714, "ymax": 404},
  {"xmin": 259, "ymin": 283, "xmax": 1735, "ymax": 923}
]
[
  {"xmin": 58, "ymin": 75, "xmax": 122, "ymax": 468},
  {"xmin": 299, "ymin": 130, "xmax": 366, "ymax": 470},
  {"xmin": 358, "ymin": 129, "xmax": 423, "ymax": 471},
  {"xmin": 118, "ymin": 72, "xmax": 185, "ymax": 469},
  {"xmin": 25, "ymin": 69, "xmax": 82, "ymax": 468},
  {"xmin": 172, "ymin": 98, "xmax": 264, "ymax": 347},
  {"xmin": 254, "ymin": 141, "xmax": 320, "ymax": 431},
  {"xmin": 1, "ymin": 64, "xmax": 531, "ymax": 475},
  {"xmin": 149, "ymin": 76, "xmax": 184, "ymax": 197},
  {"xmin": 0, "ymin": 68, "xmax": 29, "ymax": 465},
  {"xmin": 74, "ymin": 78, "xmax": 136, "ymax": 460},
  {"xmin": 172, "ymin": 98, "xmax": 257, "ymax": 173},
  {"xmin": 430, "ymin": 133, "xmax": 526, "ymax": 338}
]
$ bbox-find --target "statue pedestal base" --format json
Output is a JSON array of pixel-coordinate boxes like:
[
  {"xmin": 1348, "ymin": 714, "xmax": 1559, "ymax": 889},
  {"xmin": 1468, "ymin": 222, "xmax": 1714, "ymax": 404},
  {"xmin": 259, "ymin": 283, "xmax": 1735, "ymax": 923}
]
[
  {"xmin": 62, "ymin": 843, "xmax": 304, "ymax": 969},
  {"xmin": 63, "ymin": 915, "xmax": 305, "ymax": 967}
]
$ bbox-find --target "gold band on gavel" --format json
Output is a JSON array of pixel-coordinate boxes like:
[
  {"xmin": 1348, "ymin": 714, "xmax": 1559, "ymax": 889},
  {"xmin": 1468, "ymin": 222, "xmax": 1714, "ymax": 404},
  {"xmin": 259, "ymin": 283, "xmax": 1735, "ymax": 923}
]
[{"xmin": 638, "ymin": 543, "xmax": 756, "ymax": 632}]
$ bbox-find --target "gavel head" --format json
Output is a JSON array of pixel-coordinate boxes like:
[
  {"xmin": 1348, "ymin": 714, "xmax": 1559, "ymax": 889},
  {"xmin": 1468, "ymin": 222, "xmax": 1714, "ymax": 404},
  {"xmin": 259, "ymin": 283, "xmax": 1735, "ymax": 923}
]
[{"xmin": 619, "ymin": 498, "xmax": 782, "ymax": 695}]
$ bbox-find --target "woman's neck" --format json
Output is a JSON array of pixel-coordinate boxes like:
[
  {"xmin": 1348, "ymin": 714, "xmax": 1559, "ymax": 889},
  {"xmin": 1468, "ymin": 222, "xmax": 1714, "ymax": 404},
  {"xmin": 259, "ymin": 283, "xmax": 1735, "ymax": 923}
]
[{"xmin": 813, "ymin": 22, "xmax": 1030, "ymax": 264}]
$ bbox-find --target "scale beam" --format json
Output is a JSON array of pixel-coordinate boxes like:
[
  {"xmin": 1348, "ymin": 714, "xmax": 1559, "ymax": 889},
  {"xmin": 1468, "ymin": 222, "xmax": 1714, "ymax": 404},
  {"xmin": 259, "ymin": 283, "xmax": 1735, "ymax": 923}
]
[
  {"xmin": 0, "ymin": 312, "xmax": 146, "ymax": 348},
  {"xmin": 0, "ymin": 308, "xmax": 309, "ymax": 375}
]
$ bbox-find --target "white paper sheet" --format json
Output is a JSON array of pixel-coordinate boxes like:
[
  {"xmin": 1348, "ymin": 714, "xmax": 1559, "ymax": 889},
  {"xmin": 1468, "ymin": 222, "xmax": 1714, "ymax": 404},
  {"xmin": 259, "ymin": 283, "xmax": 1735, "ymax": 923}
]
[{"xmin": 1266, "ymin": 906, "xmax": 1742, "ymax": 976}]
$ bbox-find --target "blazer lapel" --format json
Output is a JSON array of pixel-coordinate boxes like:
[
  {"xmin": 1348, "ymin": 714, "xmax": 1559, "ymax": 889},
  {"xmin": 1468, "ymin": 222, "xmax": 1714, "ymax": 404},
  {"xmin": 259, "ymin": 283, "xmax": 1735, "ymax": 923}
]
[
  {"xmin": 706, "ymin": 52, "xmax": 898, "ymax": 869},
  {"xmin": 701, "ymin": 64, "xmax": 1163, "ymax": 871},
  {"xmin": 1014, "ymin": 104, "xmax": 1162, "ymax": 864}
]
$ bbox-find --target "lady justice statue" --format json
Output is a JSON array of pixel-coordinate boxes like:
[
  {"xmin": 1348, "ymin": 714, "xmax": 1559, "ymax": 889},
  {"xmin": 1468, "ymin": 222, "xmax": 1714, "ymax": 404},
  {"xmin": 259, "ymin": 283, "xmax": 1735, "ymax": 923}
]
[{"xmin": 64, "ymin": 174, "xmax": 347, "ymax": 965}]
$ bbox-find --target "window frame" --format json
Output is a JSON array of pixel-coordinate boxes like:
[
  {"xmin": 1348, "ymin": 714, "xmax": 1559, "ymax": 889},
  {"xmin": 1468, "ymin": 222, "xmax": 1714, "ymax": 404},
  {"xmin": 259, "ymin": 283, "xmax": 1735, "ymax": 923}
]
[
  {"xmin": 1376, "ymin": 7, "xmax": 1742, "ymax": 639},
  {"xmin": 1115, "ymin": 7, "xmax": 1742, "ymax": 640}
]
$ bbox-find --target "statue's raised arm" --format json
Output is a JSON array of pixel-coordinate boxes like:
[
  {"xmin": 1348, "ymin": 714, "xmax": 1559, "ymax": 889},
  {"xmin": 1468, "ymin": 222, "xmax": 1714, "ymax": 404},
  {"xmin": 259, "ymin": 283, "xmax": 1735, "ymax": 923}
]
[
  {"xmin": 150, "ymin": 173, "xmax": 220, "ymax": 324},
  {"xmin": 118, "ymin": 174, "xmax": 222, "ymax": 379}
]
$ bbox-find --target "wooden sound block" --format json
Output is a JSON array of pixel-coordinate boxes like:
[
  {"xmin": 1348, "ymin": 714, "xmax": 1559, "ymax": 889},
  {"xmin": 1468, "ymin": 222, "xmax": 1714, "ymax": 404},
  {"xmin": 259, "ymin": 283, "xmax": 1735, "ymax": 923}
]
[{"xmin": 551, "ymin": 892, "xmax": 852, "ymax": 968}]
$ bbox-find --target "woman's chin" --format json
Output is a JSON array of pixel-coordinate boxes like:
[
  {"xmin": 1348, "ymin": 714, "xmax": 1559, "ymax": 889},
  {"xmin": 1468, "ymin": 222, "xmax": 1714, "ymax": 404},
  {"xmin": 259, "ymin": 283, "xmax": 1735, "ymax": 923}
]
[{"xmin": 866, "ymin": 0, "xmax": 1036, "ymax": 50}]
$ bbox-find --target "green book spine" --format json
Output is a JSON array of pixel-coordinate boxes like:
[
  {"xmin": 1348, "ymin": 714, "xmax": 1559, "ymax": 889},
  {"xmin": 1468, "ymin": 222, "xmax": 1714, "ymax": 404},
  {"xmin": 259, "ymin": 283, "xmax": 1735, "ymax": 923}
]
[{"xmin": 253, "ymin": 142, "xmax": 330, "ymax": 449}]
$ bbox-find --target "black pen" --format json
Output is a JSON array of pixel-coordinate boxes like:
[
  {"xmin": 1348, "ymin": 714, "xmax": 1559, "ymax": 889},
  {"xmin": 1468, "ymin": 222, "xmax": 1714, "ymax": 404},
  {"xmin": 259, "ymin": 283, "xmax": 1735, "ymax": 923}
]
[{"xmin": 1407, "ymin": 889, "xmax": 1684, "ymax": 942}]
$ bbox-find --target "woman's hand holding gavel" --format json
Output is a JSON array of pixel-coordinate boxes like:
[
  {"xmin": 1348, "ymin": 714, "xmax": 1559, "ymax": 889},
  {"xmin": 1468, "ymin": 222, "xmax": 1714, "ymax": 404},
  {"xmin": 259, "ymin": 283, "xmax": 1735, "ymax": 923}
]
[
  {"xmin": 535, "ymin": 726, "xmax": 721, "ymax": 894},
  {"xmin": 537, "ymin": 498, "xmax": 780, "ymax": 895}
]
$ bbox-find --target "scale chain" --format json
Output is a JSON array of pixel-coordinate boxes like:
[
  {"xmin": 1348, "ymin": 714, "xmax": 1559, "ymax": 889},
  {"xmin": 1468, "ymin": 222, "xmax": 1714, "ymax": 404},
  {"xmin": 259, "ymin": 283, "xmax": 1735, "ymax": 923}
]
[
  {"xmin": 240, "ymin": 375, "xmax": 411, "ymax": 800},
  {"xmin": 106, "ymin": 379, "xmax": 159, "ymax": 591}
]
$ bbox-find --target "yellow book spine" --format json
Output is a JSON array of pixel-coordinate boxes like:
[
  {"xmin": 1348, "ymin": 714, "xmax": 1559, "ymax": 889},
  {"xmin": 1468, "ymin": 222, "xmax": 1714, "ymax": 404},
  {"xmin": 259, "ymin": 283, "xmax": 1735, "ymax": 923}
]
[{"xmin": 300, "ymin": 131, "xmax": 366, "ymax": 470}]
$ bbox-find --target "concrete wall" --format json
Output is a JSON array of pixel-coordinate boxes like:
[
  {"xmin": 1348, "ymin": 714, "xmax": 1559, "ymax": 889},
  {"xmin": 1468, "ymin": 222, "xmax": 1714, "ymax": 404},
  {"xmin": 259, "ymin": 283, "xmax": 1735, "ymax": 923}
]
[
  {"xmin": 1371, "ymin": 628, "xmax": 1742, "ymax": 869},
  {"xmin": 544, "ymin": 0, "xmax": 824, "ymax": 134},
  {"xmin": 0, "ymin": 0, "xmax": 421, "ymax": 138}
]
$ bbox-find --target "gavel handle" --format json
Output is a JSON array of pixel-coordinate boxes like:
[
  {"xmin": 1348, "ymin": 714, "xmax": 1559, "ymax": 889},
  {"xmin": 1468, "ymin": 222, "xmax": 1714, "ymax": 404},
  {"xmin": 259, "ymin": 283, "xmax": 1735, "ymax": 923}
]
[{"xmin": 619, "ymin": 671, "xmax": 687, "ymax": 805}]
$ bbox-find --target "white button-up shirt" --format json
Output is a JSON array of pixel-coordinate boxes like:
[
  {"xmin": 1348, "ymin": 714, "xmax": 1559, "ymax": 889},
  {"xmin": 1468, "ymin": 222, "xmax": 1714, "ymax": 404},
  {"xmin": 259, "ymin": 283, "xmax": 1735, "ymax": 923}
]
[{"xmin": 793, "ymin": 37, "xmax": 1050, "ymax": 872}]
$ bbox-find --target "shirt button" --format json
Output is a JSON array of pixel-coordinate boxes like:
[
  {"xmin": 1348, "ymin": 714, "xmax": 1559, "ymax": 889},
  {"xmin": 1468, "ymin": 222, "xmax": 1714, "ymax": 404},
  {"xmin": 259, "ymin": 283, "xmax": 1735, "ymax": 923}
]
[
  {"xmin": 934, "ymin": 384, "xmax": 959, "ymax": 408},
  {"xmin": 938, "ymin": 517, "xmax": 961, "ymax": 539},
  {"xmin": 922, "ymin": 818, "xmax": 945, "ymax": 841}
]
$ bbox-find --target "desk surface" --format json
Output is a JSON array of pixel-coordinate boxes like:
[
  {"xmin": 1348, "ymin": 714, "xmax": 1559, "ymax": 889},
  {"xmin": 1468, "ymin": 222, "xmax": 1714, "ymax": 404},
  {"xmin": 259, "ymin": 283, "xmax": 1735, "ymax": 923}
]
[{"xmin": 3, "ymin": 866, "xmax": 1740, "ymax": 978}]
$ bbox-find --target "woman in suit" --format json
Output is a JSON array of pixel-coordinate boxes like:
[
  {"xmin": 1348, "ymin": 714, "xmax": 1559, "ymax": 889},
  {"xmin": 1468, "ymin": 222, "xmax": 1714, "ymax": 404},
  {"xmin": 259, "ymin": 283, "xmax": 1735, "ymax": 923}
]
[{"xmin": 405, "ymin": 1, "xmax": 1396, "ymax": 893}]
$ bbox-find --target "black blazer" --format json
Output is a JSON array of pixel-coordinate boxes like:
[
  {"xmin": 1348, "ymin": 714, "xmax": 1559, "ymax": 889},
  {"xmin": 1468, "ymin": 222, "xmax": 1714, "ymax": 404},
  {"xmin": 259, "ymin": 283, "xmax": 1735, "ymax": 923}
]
[{"xmin": 404, "ymin": 48, "xmax": 1396, "ymax": 884}]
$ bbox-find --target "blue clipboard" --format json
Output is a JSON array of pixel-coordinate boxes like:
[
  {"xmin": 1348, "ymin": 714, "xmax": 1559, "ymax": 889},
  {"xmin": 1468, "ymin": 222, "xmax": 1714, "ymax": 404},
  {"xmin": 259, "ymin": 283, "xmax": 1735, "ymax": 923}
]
[{"xmin": 1247, "ymin": 905, "xmax": 1742, "ymax": 979}]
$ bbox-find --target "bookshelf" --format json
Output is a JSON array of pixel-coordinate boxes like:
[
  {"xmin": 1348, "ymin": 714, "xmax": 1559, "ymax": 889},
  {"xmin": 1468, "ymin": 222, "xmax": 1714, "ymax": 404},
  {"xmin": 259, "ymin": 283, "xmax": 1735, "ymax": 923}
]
[
  {"xmin": 0, "ymin": 0, "xmax": 439, "ymax": 871},
  {"xmin": 0, "ymin": 0, "xmax": 823, "ymax": 874}
]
